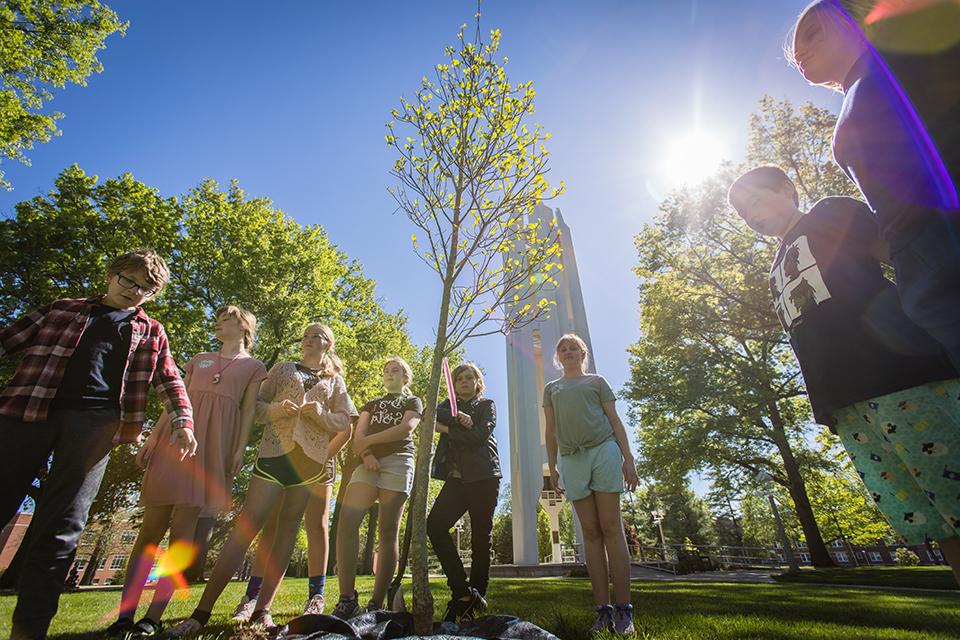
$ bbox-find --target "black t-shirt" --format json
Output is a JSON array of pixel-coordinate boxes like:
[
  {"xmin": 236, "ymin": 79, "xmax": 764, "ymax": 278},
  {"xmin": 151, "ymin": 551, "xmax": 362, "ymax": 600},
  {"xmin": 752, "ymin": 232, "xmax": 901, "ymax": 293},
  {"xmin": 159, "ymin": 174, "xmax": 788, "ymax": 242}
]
[
  {"xmin": 54, "ymin": 304, "xmax": 136, "ymax": 409},
  {"xmin": 295, "ymin": 364, "xmax": 321, "ymax": 392},
  {"xmin": 771, "ymin": 197, "xmax": 956, "ymax": 427},
  {"xmin": 360, "ymin": 393, "xmax": 423, "ymax": 459}
]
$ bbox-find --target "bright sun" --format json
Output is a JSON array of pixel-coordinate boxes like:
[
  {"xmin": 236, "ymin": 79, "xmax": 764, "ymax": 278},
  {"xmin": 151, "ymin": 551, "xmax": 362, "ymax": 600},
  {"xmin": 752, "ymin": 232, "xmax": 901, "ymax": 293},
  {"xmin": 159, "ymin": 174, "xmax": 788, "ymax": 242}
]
[{"xmin": 661, "ymin": 130, "xmax": 725, "ymax": 188}]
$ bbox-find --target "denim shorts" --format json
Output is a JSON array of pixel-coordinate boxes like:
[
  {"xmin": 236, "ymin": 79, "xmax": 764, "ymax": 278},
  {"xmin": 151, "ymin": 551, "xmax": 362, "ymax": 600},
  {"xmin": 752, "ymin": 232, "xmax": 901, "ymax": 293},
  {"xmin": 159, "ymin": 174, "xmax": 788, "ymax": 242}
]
[
  {"xmin": 559, "ymin": 439, "xmax": 624, "ymax": 502},
  {"xmin": 349, "ymin": 452, "xmax": 414, "ymax": 494}
]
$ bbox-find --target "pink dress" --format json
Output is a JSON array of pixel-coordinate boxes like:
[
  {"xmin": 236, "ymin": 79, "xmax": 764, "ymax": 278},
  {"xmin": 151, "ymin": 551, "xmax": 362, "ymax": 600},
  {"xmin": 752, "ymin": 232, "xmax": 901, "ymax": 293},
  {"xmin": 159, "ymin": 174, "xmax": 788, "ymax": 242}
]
[{"xmin": 140, "ymin": 352, "xmax": 268, "ymax": 512}]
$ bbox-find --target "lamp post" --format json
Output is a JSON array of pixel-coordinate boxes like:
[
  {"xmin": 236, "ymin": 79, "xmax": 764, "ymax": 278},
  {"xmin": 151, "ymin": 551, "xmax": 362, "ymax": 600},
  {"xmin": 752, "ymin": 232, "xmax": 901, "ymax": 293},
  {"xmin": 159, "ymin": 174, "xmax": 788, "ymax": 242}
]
[
  {"xmin": 651, "ymin": 508, "xmax": 667, "ymax": 560},
  {"xmin": 755, "ymin": 471, "xmax": 800, "ymax": 573}
]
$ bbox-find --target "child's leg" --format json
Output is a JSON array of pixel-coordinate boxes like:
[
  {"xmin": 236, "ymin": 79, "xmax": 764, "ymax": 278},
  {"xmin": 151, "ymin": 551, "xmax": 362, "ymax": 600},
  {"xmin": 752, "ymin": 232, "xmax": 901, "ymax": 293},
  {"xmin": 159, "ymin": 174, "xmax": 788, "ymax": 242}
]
[
  {"xmin": 335, "ymin": 482, "xmax": 379, "ymax": 598},
  {"xmin": 191, "ymin": 478, "xmax": 283, "ymax": 616},
  {"xmin": 253, "ymin": 486, "xmax": 311, "ymax": 612},
  {"xmin": 464, "ymin": 478, "xmax": 499, "ymax": 598},
  {"xmin": 305, "ymin": 483, "xmax": 335, "ymax": 595},
  {"xmin": 572, "ymin": 494, "xmax": 610, "ymax": 606},
  {"xmin": 370, "ymin": 488, "xmax": 408, "ymax": 607},
  {"xmin": 11, "ymin": 408, "xmax": 117, "ymax": 640},
  {"xmin": 117, "ymin": 505, "xmax": 175, "ymax": 620},
  {"xmin": 243, "ymin": 500, "xmax": 283, "ymax": 601},
  {"xmin": 427, "ymin": 480, "xmax": 470, "ymax": 599},
  {"xmin": 144, "ymin": 505, "xmax": 201, "ymax": 621},
  {"xmin": 0, "ymin": 415, "xmax": 57, "ymax": 526},
  {"xmin": 593, "ymin": 491, "xmax": 631, "ymax": 605}
]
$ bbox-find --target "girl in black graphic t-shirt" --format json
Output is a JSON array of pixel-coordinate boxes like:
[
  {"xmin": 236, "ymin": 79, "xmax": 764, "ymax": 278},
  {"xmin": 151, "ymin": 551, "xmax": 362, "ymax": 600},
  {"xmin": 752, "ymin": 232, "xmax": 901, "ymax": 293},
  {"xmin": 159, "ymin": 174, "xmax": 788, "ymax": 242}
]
[{"xmin": 332, "ymin": 357, "xmax": 422, "ymax": 618}]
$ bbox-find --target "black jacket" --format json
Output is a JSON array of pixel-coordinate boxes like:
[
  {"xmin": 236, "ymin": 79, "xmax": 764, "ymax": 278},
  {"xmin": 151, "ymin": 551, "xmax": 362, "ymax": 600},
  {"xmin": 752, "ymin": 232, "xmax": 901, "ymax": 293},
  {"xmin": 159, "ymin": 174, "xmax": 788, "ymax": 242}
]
[{"xmin": 430, "ymin": 396, "xmax": 501, "ymax": 483}]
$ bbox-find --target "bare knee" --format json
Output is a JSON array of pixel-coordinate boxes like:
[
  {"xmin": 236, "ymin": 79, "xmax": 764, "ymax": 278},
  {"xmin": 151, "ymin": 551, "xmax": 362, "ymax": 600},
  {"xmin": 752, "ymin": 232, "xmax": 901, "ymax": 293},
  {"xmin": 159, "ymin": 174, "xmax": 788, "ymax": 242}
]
[
  {"xmin": 580, "ymin": 521, "xmax": 604, "ymax": 543},
  {"xmin": 599, "ymin": 516, "xmax": 623, "ymax": 540}
]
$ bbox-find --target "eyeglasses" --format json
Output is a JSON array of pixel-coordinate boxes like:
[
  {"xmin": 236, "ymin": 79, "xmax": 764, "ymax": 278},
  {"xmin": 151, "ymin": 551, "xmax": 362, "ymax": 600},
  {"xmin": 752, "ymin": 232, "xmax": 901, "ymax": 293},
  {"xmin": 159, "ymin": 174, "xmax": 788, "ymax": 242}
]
[{"xmin": 117, "ymin": 273, "xmax": 157, "ymax": 297}]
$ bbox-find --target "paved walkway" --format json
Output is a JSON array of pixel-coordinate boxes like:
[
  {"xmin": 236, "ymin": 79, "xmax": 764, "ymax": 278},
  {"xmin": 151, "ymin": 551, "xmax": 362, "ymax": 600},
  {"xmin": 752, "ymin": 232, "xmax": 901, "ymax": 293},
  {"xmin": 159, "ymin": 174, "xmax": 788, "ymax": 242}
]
[{"xmin": 630, "ymin": 566, "xmax": 777, "ymax": 583}]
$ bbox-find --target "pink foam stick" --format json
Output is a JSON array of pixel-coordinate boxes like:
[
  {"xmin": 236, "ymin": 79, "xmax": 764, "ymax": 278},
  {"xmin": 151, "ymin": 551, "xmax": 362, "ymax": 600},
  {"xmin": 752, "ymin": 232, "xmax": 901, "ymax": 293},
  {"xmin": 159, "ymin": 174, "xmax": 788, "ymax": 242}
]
[{"xmin": 442, "ymin": 357, "xmax": 458, "ymax": 417}]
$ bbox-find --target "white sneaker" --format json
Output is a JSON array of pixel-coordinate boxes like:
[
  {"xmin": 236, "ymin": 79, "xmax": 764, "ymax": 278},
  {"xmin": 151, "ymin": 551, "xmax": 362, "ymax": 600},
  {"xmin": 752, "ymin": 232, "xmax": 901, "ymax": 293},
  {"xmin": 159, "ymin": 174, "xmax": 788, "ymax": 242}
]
[
  {"xmin": 160, "ymin": 618, "xmax": 203, "ymax": 638},
  {"xmin": 232, "ymin": 594, "xmax": 258, "ymax": 622},
  {"xmin": 303, "ymin": 593, "xmax": 326, "ymax": 615}
]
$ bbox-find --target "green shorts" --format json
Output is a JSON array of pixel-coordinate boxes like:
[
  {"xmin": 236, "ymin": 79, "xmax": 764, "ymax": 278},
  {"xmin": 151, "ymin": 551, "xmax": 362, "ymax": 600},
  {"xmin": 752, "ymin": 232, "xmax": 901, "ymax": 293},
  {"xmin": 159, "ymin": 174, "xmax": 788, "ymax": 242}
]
[
  {"xmin": 834, "ymin": 378, "xmax": 960, "ymax": 544},
  {"xmin": 559, "ymin": 439, "xmax": 624, "ymax": 502}
]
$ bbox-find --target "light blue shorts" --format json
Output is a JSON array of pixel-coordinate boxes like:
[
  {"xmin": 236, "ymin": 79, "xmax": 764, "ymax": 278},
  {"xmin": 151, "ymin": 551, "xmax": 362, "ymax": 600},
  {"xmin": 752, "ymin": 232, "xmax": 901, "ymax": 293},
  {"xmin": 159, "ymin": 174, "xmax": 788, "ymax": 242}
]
[
  {"xmin": 559, "ymin": 439, "xmax": 624, "ymax": 502},
  {"xmin": 349, "ymin": 452, "xmax": 414, "ymax": 494}
]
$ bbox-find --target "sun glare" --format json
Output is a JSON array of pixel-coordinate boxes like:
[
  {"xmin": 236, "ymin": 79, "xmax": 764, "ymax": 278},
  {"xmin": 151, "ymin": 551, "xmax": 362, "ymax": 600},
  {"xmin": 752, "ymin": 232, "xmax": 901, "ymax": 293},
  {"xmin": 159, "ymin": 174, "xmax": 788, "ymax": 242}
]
[{"xmin": 661, "ymin": 130, "xmax": 725, "ymax": 188}]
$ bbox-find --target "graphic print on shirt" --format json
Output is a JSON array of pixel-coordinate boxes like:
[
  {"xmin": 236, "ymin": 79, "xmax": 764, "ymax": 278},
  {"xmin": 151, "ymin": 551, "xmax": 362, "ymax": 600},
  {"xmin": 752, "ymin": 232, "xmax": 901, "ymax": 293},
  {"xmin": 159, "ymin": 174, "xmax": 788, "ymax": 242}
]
[
  {"xmin": 373, "ymin": 395, "xmax": 407, "ymax": 426},
  {"xmin": 770, "ymin": 235, "xmax": 832, "ymax": 331}
]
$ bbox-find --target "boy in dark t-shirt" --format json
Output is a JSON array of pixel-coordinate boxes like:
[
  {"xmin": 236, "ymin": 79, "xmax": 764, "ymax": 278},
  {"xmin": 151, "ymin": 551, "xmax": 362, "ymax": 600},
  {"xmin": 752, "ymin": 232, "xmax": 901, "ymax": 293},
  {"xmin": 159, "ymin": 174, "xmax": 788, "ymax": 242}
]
[{"xmin": 730, "ymin": 167, "xmax": 960, "ymax": 584}]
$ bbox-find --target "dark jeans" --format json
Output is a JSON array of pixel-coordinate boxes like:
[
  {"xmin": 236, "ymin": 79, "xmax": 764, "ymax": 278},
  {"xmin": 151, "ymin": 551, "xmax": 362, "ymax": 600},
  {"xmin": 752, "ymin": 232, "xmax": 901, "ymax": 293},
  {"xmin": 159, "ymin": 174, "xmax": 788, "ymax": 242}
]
[
  {"xmin": 0, "ymin": 408, "xmax": 119, "ymax": 640},
  {"xmin": 892, "ymin": 215, "xmax": 960, "ymax": 372},
  {"xmin": 427, "ymin": 477, "xmax": 499, "ymax": 600}
]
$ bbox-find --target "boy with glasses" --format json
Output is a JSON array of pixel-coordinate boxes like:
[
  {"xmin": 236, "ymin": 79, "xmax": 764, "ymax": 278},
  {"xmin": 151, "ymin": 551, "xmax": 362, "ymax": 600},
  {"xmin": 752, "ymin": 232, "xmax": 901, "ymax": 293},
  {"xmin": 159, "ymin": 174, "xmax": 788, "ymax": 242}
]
[{"xmin": 0, "ymin": 248, "xmax": 196, "ymax": 640}]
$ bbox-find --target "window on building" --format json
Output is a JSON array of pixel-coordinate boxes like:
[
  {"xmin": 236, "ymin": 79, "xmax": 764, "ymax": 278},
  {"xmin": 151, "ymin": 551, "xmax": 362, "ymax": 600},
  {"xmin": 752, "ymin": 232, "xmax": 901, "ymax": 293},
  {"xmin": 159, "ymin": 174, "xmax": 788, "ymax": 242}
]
[
  {"xmin": 831, "ymin": 540, "xmax": 845, "ymax": 548},
  {"xmin": 868, "ymin": 552, "xmax": 883, "ymax": 563},
  {"xmin": 121, "ymin": 531, "xmax": 136, "ymax": 544},
  {"xmin": 800, "ymin": 553, "xmax": 811, "ymax": 563},
  {"xmin": 74, "ymin": 558, "xmax": 88, "ymax": 570},
  {"xmin": 109, "ymin": 555, "xmax": 126, "ymax": 571},
  {"xmin": 92, "ymin": 578, "xmax": 100, "ymax": 585},
  {"xmin": 835, "ymin": 551, "xmax": 849, "ymax": 563},
  {"xmin": 96, "ymin": 557, "xmax": 106, "ymax": 570}
]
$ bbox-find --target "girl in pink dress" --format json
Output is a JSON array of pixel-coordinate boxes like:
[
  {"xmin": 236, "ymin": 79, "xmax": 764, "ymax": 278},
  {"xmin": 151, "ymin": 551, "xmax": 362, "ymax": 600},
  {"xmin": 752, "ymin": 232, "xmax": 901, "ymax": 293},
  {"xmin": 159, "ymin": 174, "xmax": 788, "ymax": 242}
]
[{"xmin": 108, "ymin": 306, "xmax": 267, "ymax": 637}]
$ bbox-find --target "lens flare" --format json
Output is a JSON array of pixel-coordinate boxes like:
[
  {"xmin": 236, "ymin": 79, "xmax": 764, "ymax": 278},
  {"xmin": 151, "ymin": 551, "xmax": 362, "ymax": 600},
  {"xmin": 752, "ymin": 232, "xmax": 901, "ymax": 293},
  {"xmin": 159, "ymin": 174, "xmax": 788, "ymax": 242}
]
[{"xmin": 149, "ymin": 540, "xmax": 197, "ymax": 580}]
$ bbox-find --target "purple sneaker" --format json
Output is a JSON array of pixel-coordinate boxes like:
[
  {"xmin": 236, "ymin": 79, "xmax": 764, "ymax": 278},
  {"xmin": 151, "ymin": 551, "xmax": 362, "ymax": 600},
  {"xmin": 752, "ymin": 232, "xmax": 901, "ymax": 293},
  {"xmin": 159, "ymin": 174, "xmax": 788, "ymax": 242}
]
[
  {"xmin": 589, "ymin": 604, "xmax": 614, "ymax": 635},
  {"xmin": 614, "ymin": 603, "xmax": 635, "ymax": 635}
]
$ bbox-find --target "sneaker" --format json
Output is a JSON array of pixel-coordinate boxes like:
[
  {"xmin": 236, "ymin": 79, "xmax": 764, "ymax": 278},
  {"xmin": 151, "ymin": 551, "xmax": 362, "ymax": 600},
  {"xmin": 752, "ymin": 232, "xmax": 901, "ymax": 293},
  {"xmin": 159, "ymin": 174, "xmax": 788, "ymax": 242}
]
[
  {"xmin": 331, "ymin": 592, "xmax": 361, "ymax": 620},
  {"xmin": 106, "ymin": 618, "xmax": 136, "ymax": 639},
  {"xmin": 249, "ymin": 610, "xmax": 277, "ymax": 633},
  {"xmin": 443, "ymin": 588, "xmax": 488, "ymax": 623},
  {"xmin": 131, "ymin": 617, "xmax": 162, "ymax": 638},
  {"xmin": 232, "ymin": 594, "xmax": 258, "ymax": 622},
  {"xmin": 364, "ymin": 599, "xmax": 381, "ymax": 613},
  {"xmin": 613, "ymin": 603, "xmax": 635, "ymax": 635},
  {"xmin": 589, "ymin": 605, "xmax": 614, "ymax": 635},
  {"xmin": 160, "ymin": 618, "xmax": 203, "ymax": 639},
  {"xmin": 303, "ymin": 593, "xmax": 326, "ymax": 615}
]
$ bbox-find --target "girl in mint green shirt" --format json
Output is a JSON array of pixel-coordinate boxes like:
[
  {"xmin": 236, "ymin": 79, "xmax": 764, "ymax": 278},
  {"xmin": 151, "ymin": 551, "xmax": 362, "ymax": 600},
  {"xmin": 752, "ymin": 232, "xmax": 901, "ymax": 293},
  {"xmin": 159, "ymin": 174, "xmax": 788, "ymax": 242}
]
[{"xmin": 543, "ymin": 333, "xmax": 639, "ymax": 635}]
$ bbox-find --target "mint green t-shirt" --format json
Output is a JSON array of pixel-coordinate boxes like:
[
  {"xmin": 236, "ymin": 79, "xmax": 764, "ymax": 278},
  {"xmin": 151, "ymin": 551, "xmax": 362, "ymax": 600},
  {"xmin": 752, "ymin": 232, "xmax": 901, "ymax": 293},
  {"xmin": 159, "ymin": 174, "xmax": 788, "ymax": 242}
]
[{"xmin": 542, "ymin": 374, "xmax": 617, "ymax": 455}]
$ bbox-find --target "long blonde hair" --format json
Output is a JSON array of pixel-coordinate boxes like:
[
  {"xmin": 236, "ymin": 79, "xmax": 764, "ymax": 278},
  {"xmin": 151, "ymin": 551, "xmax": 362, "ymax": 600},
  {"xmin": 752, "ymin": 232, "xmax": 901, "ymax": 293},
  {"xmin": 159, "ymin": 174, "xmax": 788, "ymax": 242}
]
[
  {"xmin": 384, "ymin": 356, "xmax": 414, "ymax": 395},
  {"xmin": 304, "ymin": 322, "xmax": 345, "ymax": 378},
  {"xmin": 786, "ymin": 0, "xmax": 871, "ymax": 92}
]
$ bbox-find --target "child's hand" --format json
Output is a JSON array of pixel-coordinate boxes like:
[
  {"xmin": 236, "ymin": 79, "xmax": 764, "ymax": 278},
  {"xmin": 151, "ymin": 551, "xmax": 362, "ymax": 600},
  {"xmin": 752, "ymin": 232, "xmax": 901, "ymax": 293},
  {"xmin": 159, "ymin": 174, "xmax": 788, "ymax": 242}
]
[
  {"xmin": 549, "ymin": 466, "xmax": 563, "ymax": 494},
  {"xmin": 135, "ymin": 437, "xmax": 157, "ymax": 469},
  {"xmin": 456, "ymin": 413, "xmax": 473, "ymax": 429},
  {"xmin": 231, "ymin": 449, "xmax": 245, "ymax": 476},
  {"xmin": 362, "ymin": 452, "xmax": 380, "ymax": 472},
  {"xmin": 300, "ymin": 401, "xmax": 324, "ymax": 419},
  {"xmin": 170, "ymin": 426, "xmax": 198, "ymax": 461},
  {"xmin": 622, "ymin": 459, "xmax": 639, "ymax": 491},
  {"xmin": 270, "ymin": 399, "xmax": 300, "ymax": 420}
]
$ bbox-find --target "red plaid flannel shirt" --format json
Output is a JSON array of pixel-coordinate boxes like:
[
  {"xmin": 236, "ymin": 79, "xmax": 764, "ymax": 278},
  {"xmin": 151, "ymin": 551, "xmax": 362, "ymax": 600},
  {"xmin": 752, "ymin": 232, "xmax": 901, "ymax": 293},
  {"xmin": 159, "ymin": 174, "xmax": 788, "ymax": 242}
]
[{"xmin": 0, "ymin": 297, "xmax": 193, "ymax": 441}]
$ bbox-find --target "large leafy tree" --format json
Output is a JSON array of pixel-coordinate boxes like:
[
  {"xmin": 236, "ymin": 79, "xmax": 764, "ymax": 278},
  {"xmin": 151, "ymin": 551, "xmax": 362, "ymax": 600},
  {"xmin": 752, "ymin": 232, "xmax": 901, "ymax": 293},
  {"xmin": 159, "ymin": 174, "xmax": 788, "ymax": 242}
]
[
  {"xmin": 0, "ymin": 0, "xmax": 126, "ymax": 189},
  {"xmin": 625, "ymin": 97, "xmax": 865, "ymax": 567},
  {"xmin": 0, "ymin": 166, "xmax": 418, "ymax": 580},
  {"xmin": 386, "ymin": 22, "xmax": 562, "ymax": 630}
]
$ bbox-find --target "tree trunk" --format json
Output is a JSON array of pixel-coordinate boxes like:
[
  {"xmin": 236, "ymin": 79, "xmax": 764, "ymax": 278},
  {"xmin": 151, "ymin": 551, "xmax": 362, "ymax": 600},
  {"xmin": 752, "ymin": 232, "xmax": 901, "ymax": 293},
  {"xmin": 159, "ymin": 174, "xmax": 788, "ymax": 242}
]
[
  {"xmin": 80, "ymin": 531, "xmax": 108, "ymax": 586},
  {"xmin": 769, "ymin": 407, "xmax": 834, "ymax": 568}
]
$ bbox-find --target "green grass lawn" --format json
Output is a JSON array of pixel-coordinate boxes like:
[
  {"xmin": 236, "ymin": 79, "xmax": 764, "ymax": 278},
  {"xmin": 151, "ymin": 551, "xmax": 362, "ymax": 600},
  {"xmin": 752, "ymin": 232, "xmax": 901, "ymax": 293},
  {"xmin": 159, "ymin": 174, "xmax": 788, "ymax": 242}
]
[
  {"xmin": 2, "ymin": 576, "xmax": 959, "ymax": 640},
  {"xmin": 772, "ymin": 566, "xmax": 959, "ymax": 590}
]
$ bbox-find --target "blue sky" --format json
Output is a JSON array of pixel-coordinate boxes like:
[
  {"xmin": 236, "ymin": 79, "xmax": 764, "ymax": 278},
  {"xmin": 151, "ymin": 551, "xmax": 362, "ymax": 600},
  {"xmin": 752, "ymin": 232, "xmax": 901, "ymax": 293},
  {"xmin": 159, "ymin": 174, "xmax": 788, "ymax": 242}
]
[{"xmin": 1, "ymin": 1, "xmax": 843, "ymax": 492}]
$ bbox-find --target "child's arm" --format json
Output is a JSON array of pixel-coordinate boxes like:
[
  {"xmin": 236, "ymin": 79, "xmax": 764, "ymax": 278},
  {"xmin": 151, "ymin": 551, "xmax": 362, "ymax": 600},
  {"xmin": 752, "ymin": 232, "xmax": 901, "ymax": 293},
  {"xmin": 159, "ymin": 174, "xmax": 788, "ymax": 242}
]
[
  {"xmin": 0, "ymin": 302, "xmax": 52, "ymax": 357},
  {"xmin": 301, "ymin": 376, "xmax": 351, "ymax": 433},
  {"xmin": 355, "ymin": 410, "xmax": 420, "ymax": 450},
  {"xmin": 255, "ymin": 365, "xmax": 299, "ymax": 423},
  {"xmin": 151, "ymin": 329, "xmax": 196, "ymax": 457},
  {"xmin": 231, "ymin": 377, "xmax": 261, "ymax": 476},
  {"xmin": 352, "ymin": 411, "xmax": 380, "ymax": 471},
  {"xmin": 601, "ymin": 401, "xmax": 639, "ymax": 491},
  {"xmin": 435, "ymin": 399, "xmax": 454, "ymax": 433},
  {"xmin": 544, "ymin": 405, "xmax": 561, "ymax": 493},
  {"xmin": 327, "ymin": 427, "xmax": 351, "ymax": 462}
]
